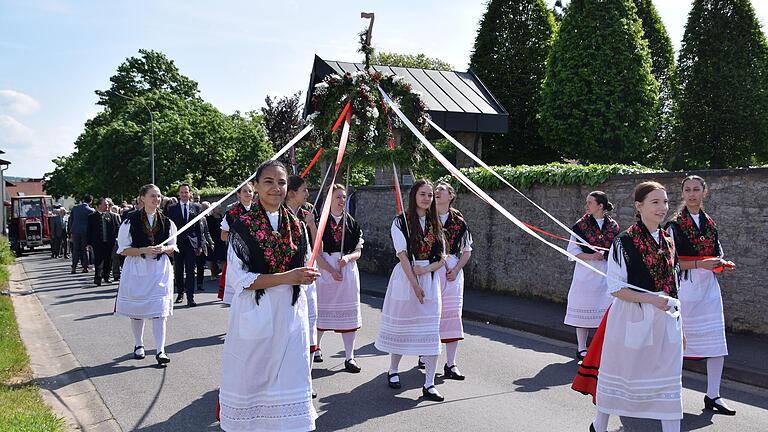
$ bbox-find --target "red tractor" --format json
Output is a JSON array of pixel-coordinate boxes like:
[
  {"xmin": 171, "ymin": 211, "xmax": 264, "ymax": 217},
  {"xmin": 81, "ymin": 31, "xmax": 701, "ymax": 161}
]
[{"xmin": 6, "ymin": 195, "xmax": 54, "ymax": 256}]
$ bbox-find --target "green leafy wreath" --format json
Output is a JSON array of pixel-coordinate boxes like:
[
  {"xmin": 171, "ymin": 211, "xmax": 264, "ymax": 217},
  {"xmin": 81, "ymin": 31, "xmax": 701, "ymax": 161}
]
[{"xmin": 307, "ymin": 70, "xmax": 431, "ymax": 168}]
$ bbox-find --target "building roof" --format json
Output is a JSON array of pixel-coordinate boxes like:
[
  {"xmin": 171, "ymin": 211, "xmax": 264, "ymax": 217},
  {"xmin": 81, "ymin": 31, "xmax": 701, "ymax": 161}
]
[
  {"xmin": 6, "ymin": 178, "xmax": 45, "ymax": 197},
  {"xmin": 304, "ymin": 55, "xmax": 508, "ymax": 135}
]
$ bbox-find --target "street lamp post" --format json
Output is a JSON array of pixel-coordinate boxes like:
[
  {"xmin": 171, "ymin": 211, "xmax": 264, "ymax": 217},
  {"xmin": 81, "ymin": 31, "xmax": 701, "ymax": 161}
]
[
  {"xmin": 110, "ymin": 91, "xmax": 155, "ymax": 184},
  {"xmin": 0, "ymin": 159, "xmax": 10, "ymax": 235}
]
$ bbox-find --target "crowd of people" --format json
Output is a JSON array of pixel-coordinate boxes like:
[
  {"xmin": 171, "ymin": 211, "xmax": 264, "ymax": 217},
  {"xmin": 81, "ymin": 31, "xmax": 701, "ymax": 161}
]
[{"xmin": 50, "ymin": 165, "xmax": 738, "ymax": 432}]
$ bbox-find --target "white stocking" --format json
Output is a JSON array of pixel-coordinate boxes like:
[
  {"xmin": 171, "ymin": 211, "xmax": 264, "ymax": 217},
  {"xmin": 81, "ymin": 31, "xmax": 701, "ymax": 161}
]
[
  {"xmin": 341, "ymin": 331, "xmax": 356, "ymax": 360},
  {"xmin": 389, "ymin": 354, "xmax": 402, "ymax": 375},
  {"xmin": 131, "ymin": 319, "xmax": 144, "ymax": 347},
  {"xmin": 576, "ymin": 327, "xmax": 589, "ymax": 352},
  {"xmin": 445, "ymin": 341, "xmax": 459, "ymax": 366},
  {"xmin": 422, "ymin": 355, "xmax": 438, "ymax": 388},
  {"xmin": 707, "ymin": 356, "xmax": 725, "ymax": 399},
  {"xmin": 661, "ymin": 419, "xmax": 680, "ymax": 432},
  {"xmin": 593, "ymin": 410, "xmax": 609, "ymax": 432},
  {"xmin": 152, "ymin": 317, "xmax": 167, "ymax": 354}
]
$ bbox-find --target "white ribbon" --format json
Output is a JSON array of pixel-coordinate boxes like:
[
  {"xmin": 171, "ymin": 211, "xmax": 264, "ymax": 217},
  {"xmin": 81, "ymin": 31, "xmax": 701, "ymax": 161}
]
[
  {"xmin": 379, "ymin": 86, "xmax": 676, "ymax": 311},
  {"xmin": 160, "ymin": 124, "xmax": 314, "ymax": 245}
]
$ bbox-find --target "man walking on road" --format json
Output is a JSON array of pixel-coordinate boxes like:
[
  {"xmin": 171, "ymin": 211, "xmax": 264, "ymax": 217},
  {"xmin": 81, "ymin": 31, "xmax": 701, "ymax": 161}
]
[
  {"xmin": 86, "ymin": 198, "xmax": 121, "ymax": 286},
  {"xmin": 50, "ymin": 207, "xmax": 66, "ymax": 258},
  {"xmin": 168, "ymin": 183, "xmax": 202, "ymax": 307},
  {"xmin": 69, "ymin": 195, "xmax": 95, "ymax": 274}
]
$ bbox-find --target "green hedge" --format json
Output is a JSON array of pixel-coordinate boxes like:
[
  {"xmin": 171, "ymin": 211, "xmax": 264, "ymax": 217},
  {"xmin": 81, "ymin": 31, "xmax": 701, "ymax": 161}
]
[{"xmin": 441, "ymin": 162, "xmax": 659, "ymax": 190}]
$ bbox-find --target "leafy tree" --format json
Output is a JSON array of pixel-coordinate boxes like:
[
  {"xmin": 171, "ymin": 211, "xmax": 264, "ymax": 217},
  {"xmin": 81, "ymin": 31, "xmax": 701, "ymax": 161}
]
[
  {"xmin": 261, "ymin": 92, "xmax": 305, "ymax": 172},
  {"xmin": 674, "ymin": 0, "xmax": 768, "ymax": 168},
  {"xmin": 470, "ymin": 0, "xmax": 557, "ymax": 165},
  {"xmin": 370, "ymin": 52, "xmax": 452, "ymax": 70},
  {"xmin": 44, "ymin": 51, "xmax": 272, "ymax": 200},
  {"xmin": 540, "ymin": 0, "xmax": 658, "ymax": 164},
  {"xmin": 632, "ymin": 0, "xmax": 677, "ymax": 167}
]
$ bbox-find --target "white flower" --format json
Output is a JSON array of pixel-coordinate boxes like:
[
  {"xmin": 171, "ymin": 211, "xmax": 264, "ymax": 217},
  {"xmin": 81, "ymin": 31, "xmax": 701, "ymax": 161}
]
[
  {"xmin": 306, "ymin": 112, "xmax": 319, "ymax": 123},
  {"xmin": 392, "ymin": 75, "xmax": 405, "ymax": 84}
]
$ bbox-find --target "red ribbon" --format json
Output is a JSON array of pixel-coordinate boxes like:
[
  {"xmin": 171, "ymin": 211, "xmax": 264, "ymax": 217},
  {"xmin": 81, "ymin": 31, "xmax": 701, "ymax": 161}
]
[
  {"xmin": 300, "ymin": 147, "xmax": 324, "ymax": 178},
  {"xmin": 521, "ymin": 221, "xmax": 608, "ymax": 252},
  {"xmin": 678, "ymin": 256, "xmax": 735, "ymax": 273},
  {"xmin": 309, "ymin": 108, "xmax": 351, "ymax": 267},
  {"xmin": 332, "ymin": 102, "xmax": 351, "ymax": 133}
]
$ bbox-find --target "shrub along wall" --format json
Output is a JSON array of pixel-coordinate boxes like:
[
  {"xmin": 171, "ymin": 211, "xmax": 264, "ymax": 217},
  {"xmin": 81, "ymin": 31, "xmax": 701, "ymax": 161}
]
[{"xmin": 354, "ymin": 167, "xmax": 768, "ymax": 335}]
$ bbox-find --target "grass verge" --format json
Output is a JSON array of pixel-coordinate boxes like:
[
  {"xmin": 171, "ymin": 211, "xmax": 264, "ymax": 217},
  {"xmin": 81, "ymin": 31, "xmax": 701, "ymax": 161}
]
[{"xmin": 0, "ymin": 237, "xmax": 64, "ymax": 431}]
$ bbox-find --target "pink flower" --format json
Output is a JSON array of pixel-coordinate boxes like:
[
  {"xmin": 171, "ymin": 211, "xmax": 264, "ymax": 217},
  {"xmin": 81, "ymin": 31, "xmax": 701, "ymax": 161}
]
[{"xmin": 264, "ymin": 248, "xmax": 273, "ymax": 257}]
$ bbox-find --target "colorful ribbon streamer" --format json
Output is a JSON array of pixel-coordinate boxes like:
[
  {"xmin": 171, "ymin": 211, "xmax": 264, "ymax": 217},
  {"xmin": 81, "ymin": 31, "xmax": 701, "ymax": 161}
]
[{"xmin": 300, "ymin": 147, "xmax": 324, "ymax": 178}]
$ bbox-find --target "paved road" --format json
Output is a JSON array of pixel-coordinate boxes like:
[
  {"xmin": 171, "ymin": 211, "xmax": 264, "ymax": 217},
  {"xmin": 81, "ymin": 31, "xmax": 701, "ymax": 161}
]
[{"xmin": 18, "ymin": 251, "xmax": 768, "ymax": 431}]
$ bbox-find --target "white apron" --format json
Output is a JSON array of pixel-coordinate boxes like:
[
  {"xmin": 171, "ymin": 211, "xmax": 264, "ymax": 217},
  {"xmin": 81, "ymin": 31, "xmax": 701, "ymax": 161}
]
[
  {"xmin": 306, "ymin": 281, "xmax": 318, "ymax": 349},
  {"xmin": 564, "ymin": 258, "xmax": 611, "ymax": 328},
  {"xmin": 316, "ymin": 252, "xmax": 362, "ymax": 331},
  {"xmin": 375, "ymin": 260, "xmax": 442, "ymax": 356},
  {"xmin": 597, "ymin": 298, "xmax": 683, "ymax": 421},
  {"xmin": 437, "ymin": 254, "xmax": 464, "ymax": 341},
  {"xmin": 679, "ymin": 269, "xmax": 728, "ymax": 358}
]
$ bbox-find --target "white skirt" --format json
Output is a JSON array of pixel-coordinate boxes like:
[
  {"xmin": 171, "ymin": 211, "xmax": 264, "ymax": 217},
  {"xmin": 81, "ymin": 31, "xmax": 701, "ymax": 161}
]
[
  {"xmin": 219, "ymin": 284, "xmax": 316, "ymax": 432},
  {"xmin": 223, "ymin": 279, "xmax": 235, "ymax": 305},
  {"xmin": 438, "ymin": 255, "xmax": 464, "ymax": 342},
  {"xmin": 375, "ymin": 260, "xmax": 442, "ymax": 356},
  {"xmin": 597, "ymin": 298, "xmax": 683, "ymax": 420},
  {"xmin": 115, "ymin": 254, "xmax": 174, "ymax": 319},
  {"xmin": 679, "ymin": 269, "xmax": 728, "ymax": 358},
  {"xmin": 564, "ymin": 259, "xmax": 611, "ymax": 328},
  {"xmin": 316, "ymin": 252, "xmax": 362, "ymax": 331}
]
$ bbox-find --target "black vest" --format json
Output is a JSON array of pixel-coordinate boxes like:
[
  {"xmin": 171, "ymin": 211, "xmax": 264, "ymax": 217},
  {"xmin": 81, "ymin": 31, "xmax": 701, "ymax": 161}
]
[
  {"xmin": 615, "ymin": 229, "xmax": 679, "ymax": 298},
  {"xmin": 127, "ymin": 211, "xmax": 171, "ymax": 247},
  {"xmin": 321, "ymin": 214, "xmax": 362, "ymax": 255},
  {"xmin": 397, "ymin": 214, "xmax": 442, "ymax": 263}
]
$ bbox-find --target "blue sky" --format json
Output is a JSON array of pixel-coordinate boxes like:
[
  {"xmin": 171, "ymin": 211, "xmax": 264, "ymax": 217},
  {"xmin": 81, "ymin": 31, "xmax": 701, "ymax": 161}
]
[{"xmin": 1, "ymin": 0, "xmax": 767, "ymax": 178}]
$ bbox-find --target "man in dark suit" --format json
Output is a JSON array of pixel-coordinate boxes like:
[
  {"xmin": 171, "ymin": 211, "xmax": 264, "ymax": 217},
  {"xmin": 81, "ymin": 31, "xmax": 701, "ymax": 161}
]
[
  {"xmin": 50, "ymin": 207, "xmax": 66, "ymax": 258},
  {"xmin": 69, "ymin": 195, "xmax": 95, "ymax": 273},
  {"xmin": 168, "ymin": 183, "xmax": 203, "ymax": 307},
  {"xmin": 86, "ymin": 198, "xmax": 120, "ymax": 286}
]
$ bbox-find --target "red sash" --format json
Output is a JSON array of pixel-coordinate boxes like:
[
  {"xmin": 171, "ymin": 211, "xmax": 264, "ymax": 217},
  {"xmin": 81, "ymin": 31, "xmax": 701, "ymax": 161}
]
[
  {"xmin": 217, "ymin": 262, "xmax": 227, "ymax": 300},
  {"xmin": 571, "ymin": 305, "xmax": 610, "ymax": 403}
]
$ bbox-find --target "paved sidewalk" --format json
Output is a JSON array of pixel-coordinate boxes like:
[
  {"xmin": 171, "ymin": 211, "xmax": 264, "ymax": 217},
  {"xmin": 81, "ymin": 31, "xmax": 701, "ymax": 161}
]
[{"xmin": 359, "ymin": 272, "xmax": 768, "ymax": 389}]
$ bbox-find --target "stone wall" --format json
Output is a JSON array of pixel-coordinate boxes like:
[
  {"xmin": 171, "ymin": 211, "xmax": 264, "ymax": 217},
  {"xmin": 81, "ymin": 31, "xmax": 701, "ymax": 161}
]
[{"xmin": 352, "ymin": 168, "xmax": 768, "ymax": 334}]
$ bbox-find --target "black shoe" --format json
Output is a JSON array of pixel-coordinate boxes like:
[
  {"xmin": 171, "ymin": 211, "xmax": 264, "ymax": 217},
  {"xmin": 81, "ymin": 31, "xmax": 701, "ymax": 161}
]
[
  {"xmin": 577, "ymin": 349, "xmax": 588, "ymax": 361},
  {"xmin": 175, "ymin": 294, "xmax": 184, "ymax": 304},
  {"xmin": 422, "ymin": 385, "xmax": 444, "ymax": 402},
  {"xmin": 589, "ymin": 423, "xmax": 596, "ymax": 432},
  {"xmin": 312, "ymin": 389, "xmax": 317, "ymax": 399},
  {"xmin": 83, "ymin": 267, "xmax": 89, "ymax": 273},
  {"xmin": 71, "ymin": 267, "xmax": 76, "ymax": 274},
  {"xmin": 103, "ymin": 278, "xmax": 111, "ymax": 284},
  {"xmin": 387, "ymin": 372, "xmax": 401, "ymax": 389},
  {"xmin": 704, "ymin": 395, "xmax": 736, "ymax": 415},
  {"xmin": 443, "ymin": 364, "xmax": 465, "ymax": 380},
  {"xmin": 94, "ymin": 278, "xmax": 101, "ymax": 286},
  {"xmin": 133, "ymin": 346, "xmax": 145, "ymax": 360},
  {"xmin": 417, "ymin": 357, "xmax": 425, "ymax": 369},
  {"xmin": 156, "ymin": 352, "xmax": 170, "ymax": 365},
  {"xmin": 314, "ymin": 349, "xmax": 323, "ymax": 363},
  {"xmin": 344, "ymin": 359, "xmax": 361, "ymax": 373},
  {"xmin": 187, "ymin": 301, "xmax": 198, "ymax": 307}
]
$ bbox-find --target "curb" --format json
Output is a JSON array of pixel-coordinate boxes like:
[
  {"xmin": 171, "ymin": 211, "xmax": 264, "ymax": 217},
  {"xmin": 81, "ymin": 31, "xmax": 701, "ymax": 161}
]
[
  {"xmin": 361, "ymin": 287, "xmax": 768, "ymax": 390},
  {"xmin": 9, "ymin": 262, "xmax": 123, "ymax": 432}
]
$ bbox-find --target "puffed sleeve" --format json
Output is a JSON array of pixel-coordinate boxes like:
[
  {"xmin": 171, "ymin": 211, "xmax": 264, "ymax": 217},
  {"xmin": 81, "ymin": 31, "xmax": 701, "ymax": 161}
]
[
  {"xmin": 391, "ymin": 218, "xmax": 407, "ymax": 256},
  {"xmin": 221, "ymin": 215, "xmax": 230, "ymax": 232},
  {"xmin": 461, "ymin": 228, "xmax": 473, "ymax": 253},
  {"xmin": 355, "ymin": 229, "xmax": 365, "ymax": 251},
  {"xmin": 606, "ymin": 239, "xmax": 629, "ymax": 294},
  {"xmin": 566, "ymin": 235, "xmax": 582, "ymax": 260},
  {"xmin": 227, "ymin": 242, "xmax": 259, "ymax": 297},
  {"xmin": 167, "ymin": 220, "xmax": 179, "ymax": 252},
  {"xmin": 116, "ymin": 219, "xmax": 132, "ymax": 254}
]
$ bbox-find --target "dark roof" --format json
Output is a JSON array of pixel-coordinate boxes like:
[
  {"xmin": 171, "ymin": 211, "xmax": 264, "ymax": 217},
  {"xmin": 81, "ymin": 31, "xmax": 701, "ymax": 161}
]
[{"xmin": 304, "ymin": 55, "xmax": 508, "ymax": 135}]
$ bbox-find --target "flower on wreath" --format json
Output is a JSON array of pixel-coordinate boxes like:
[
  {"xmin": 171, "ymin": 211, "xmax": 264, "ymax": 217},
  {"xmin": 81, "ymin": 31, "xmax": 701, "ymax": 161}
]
[{"xmin": 308, "ymin": 69, "xmax": 431, "ymax": 168}]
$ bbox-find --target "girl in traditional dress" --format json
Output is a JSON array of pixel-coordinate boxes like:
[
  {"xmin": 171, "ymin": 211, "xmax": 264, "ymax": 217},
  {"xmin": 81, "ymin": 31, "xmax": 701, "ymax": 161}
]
[
  {"xmin": 433, "ymin": 182, "xmax": 471, "ymax": 380},
  {"xmin": 115, "ymin": 184, "xmax": 177, "ymax": 366},
  {"xmin": 665, "ymin": 175, "xmax": 736, "ymax": 416},
  {"xmin": 218, "ymin": 181, "xmax": 254, "ymax": 305},
  {"xmin": 218, "ymin": 160, "xmax": 320, "ymax": 432},
  {"xmin": 314, "ymin": 184, "xmax": 364, "ymax": 373},
  {"xmin": 375, "ymin": 179, "xmax": 447, "ymax": 402},
  {"xmin": 574, "ymin": 182, "xmax": 683, "ymax": 432},
  {"xmin": 565, "ymin": 191, "xmax": 620, "ymax": 361}
]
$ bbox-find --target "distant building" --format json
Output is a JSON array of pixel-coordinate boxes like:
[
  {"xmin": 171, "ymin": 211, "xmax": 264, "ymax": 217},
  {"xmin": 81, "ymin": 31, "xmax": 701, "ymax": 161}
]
[{"xmin": 4, "ymin": 178, "xmax": 75, "ymax": 208}]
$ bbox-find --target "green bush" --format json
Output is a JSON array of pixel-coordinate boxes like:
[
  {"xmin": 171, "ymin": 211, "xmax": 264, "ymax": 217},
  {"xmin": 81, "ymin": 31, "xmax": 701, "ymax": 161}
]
[
  {"xmin": 440, "ymin": 162, "xmax": 658, "ymax": 190},
  {"xmin": 0, "ymin": 237, "xmax": 15, "ymax": 285}
]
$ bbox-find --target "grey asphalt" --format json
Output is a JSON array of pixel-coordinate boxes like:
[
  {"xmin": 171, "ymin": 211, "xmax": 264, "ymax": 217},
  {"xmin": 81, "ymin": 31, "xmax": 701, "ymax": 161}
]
[{"xmin": 17, "ymin": 251, "xmax": 768, "ymax": 431}]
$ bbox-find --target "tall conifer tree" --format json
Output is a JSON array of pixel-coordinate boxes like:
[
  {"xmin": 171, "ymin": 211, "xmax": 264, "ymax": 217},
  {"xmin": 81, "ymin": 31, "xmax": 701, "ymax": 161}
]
[
  {"xmin": 675, "ymin": 0, "xmax": 768, "ymax": 168},
  {"xmin": 470, "ymin": 0, "xmax": 556, "ymax": 164},
  {"xmin": 540, "ymin": 0, "xmax": 658, "ymax": 163}
]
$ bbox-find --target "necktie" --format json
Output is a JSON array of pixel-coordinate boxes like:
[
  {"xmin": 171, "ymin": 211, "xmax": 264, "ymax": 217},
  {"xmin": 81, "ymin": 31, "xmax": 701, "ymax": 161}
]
[
  {"xmin": 101, "ymin": 213, "xmax": 108, "ymax": 242},
  {"xmin": 183, "ymin": 204, "xmax": 188, "ymax": 222}
]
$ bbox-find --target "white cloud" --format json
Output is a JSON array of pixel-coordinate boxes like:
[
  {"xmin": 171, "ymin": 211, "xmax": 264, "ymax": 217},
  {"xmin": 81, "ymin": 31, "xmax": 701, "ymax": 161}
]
[
  {"xmin": 0, "ymin": 114, "xmax": 35, "ymax": 144},
  {"xmin": 0, "ymin": 90, "xmax": 41, "ymax": 115}
]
